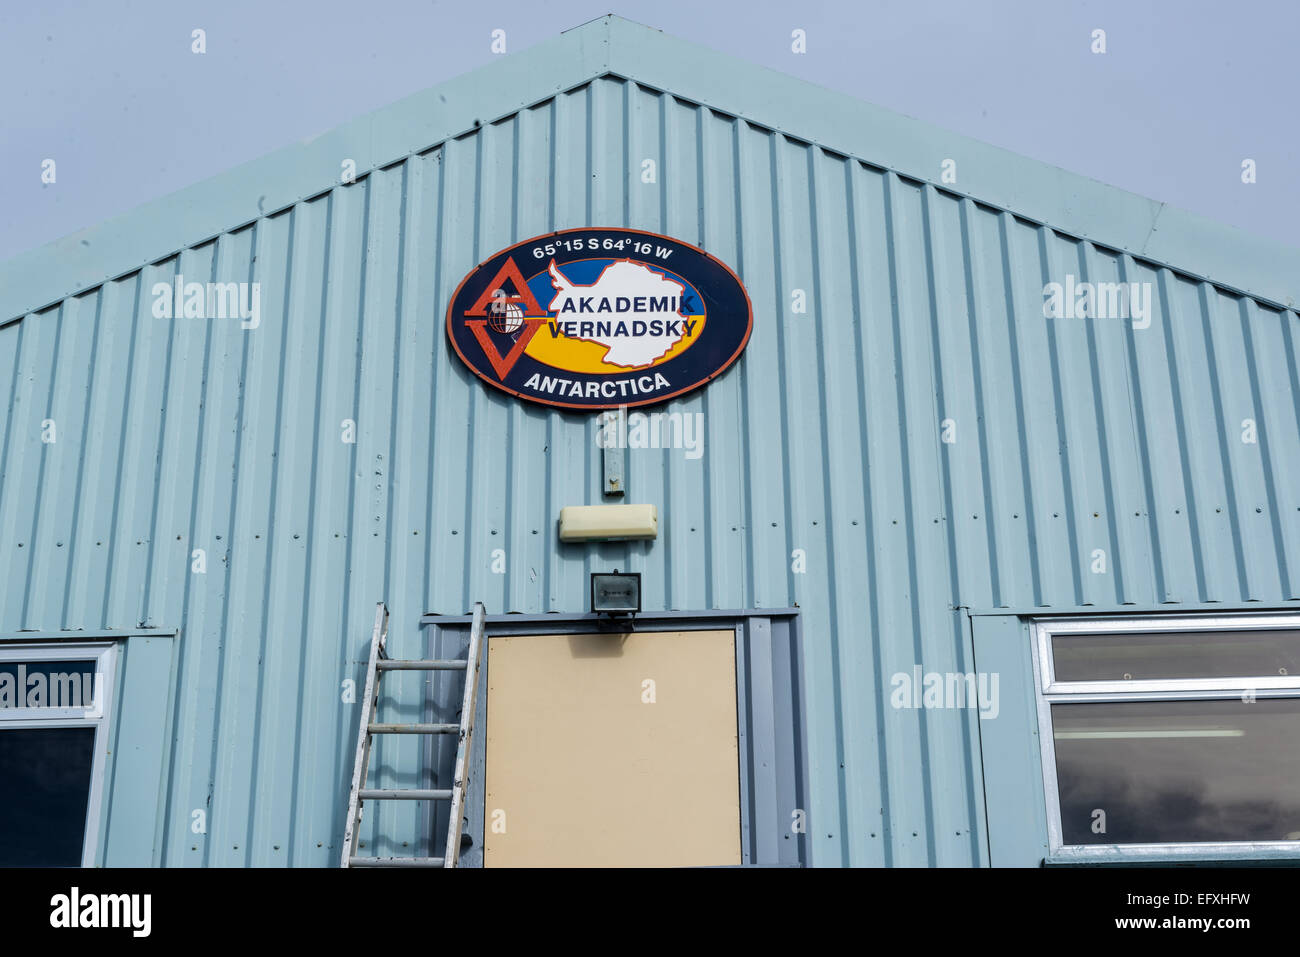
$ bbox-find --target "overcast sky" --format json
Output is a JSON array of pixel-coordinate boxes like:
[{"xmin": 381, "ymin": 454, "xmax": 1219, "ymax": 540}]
[{"xmin": 1, "ymin": 0, "xmax": 1295, "ymax": 263}]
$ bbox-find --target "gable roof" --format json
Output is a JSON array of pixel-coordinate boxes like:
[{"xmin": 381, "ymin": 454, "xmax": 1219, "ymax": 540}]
[{"xmin": 2, "ymin": 14, "xmax": 1297, "ymax": 326}]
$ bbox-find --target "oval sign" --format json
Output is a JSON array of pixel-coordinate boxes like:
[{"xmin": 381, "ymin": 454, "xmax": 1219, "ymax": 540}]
[{"xmin": 446, "ymin": 227, "xmax": 753, "ymax": 410}]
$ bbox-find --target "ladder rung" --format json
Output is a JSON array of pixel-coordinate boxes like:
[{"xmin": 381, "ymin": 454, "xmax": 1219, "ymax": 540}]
[
  {"xmin": 348, "ymin": 856, "xmax": 445, "ymax": 868},
  {"xmin": 367, "ymin": 723, "xmax": 459, "ymax": 735},
  {"xmin": 359, "ymin": 788, "xmax": 452, "ymax": 800},
  {"xmin": 377, "ymin": 659, "xmax": 467, "ymax": 671}
]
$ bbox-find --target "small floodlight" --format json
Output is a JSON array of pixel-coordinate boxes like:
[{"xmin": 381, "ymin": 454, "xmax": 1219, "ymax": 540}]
[{"xmin": 591, "ymin": 570, "xmax": 641, "ymax": 617}]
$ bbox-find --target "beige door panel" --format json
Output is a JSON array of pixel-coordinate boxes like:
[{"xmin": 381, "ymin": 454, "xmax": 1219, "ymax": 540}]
[{"xmin": 484, "ymin": 629, "xmax": 741, "ymax": 867}]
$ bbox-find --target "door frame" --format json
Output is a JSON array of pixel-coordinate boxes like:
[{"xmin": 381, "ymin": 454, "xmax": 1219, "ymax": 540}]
[{"xmin": 420, "ymin": 608, "xmax": 808, "ymax": 867}]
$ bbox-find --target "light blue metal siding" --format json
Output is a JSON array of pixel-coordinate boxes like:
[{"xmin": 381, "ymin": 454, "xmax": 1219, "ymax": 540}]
[{"xmin": 3, "ymin": 70, "xmax": 1300, "ymax": 867}]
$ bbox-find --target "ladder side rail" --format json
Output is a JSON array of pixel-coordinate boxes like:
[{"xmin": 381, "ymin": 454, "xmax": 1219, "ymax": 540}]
[
  {"xmin": 444, "ymin": 602, "xmax": 486, "ymax": 867},
  {"xmin": 341, "ymin": 602, "xmax": 389, "ymax": 867}
]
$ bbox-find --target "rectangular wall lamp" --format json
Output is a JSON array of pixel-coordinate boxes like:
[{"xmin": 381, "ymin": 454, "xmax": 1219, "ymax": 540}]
[{"xmin": 559, "ymin": 504, "xmax": 658, "ymax": 542}]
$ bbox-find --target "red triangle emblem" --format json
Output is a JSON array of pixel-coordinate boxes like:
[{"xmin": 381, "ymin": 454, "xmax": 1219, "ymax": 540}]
[
  {"xmin": 465, "ymin": 318, "xmax": 547, "ymax": 381},
  {"xmin": 464, "ymin": 257, "xmax": 545, "ymax": 316},
  {"xmin": 462, "ymin": 256, "xmax": 548, "ymax": 380}
]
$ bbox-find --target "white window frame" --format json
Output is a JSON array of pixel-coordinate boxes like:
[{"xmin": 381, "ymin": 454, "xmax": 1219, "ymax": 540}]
[
  {"xmin": 0, "ymin": 641, "xmax": 118, "ymax": 867},
  {"xmin": 1030, "ymin": 612, "xmax": 1300, "ymax": 863}
]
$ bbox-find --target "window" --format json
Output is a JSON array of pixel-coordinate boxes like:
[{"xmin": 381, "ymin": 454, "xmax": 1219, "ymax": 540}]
[
  {"xmin": 0, "ymin": 642, "xmax": 117, "ymax": 867},
  {"xmin": 1031, "ymin": 614, "xmax": 1300, "ymax": 861}
]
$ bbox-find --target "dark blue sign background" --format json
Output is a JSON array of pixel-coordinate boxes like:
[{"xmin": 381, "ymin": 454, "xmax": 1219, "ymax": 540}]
[{"xmin": 446, "ymin": 227, "xmax": 754, "ymax": 411}]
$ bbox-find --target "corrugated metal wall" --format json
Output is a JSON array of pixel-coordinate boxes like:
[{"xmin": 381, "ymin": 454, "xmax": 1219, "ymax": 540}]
[{"xmin": 2, "ymin": 75, "xmax": 1299, "ymax": 866}]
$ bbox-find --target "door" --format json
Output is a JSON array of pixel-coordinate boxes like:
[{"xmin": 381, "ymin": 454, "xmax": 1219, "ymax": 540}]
[{"xmin": 483, "ymin": 628, "xmax": 741, "ymax": 867}]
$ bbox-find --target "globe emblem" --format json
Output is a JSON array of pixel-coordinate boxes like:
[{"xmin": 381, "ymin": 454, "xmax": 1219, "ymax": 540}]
[{"xmin": 487, "ymin": 298, "xmax": 525, "ymax": 334}]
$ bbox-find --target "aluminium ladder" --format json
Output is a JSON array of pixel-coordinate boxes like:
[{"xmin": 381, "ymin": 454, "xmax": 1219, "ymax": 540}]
[{"xmin": 341, "ymin": 601, "xmax": 486, "ymax": 868}]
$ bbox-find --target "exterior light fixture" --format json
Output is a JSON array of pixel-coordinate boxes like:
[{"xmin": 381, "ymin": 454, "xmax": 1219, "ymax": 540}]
[
  {"xmin": 591, "ymin": 570, "xmax": 641, "ymax": 617},
  {"xmin": 559, "ymin": 504, "xmax": 658, "ymax": 542}
]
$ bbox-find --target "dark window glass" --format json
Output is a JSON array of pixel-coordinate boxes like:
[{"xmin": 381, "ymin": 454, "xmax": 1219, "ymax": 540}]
[
  {"xmin": 1053, "ymin": 699, "xmax": 1300, "ymax": 845},
  {"xmin": 0, "ymin": 727, "xmax": 95, "ymax": 866},
  {"xmin": 0, "ymin": 660, "xmax": 98, "ymax": 710},
  {"xmin": 1052, "ymin": 630, "xmax": 1300, "ymax": 682}
]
